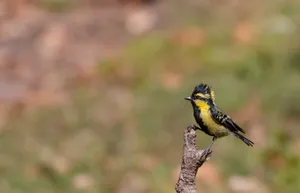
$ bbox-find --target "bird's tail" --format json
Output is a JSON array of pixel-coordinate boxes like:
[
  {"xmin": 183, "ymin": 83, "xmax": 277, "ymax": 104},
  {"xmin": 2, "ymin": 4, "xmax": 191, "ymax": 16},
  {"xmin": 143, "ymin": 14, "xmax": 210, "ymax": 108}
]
[{"xmin": 232, "ymin": 131, "xmax": 254, "ymax": 146}]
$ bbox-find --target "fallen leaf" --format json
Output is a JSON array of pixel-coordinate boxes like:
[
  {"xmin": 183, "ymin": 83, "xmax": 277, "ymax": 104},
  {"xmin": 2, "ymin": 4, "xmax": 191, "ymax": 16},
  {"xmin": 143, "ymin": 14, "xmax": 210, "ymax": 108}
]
[{"xmin": 233, "ymin": 22, "xmax": 256, "ymax": 45}]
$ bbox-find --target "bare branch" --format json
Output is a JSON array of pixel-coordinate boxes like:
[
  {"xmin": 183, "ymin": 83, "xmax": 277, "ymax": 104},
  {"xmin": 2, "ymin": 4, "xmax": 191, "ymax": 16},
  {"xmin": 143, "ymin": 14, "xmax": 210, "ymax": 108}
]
[{"xmin": 175, "ymin": 125, "xmax": 212, "ymax": 193}]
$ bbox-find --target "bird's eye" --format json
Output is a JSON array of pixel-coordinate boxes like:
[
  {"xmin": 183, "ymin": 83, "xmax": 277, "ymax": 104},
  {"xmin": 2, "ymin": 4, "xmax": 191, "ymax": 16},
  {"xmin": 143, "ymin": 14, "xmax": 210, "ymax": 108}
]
[{"xmin": 195, "ymin": 96, "xmax": 201, "ymax": 100}]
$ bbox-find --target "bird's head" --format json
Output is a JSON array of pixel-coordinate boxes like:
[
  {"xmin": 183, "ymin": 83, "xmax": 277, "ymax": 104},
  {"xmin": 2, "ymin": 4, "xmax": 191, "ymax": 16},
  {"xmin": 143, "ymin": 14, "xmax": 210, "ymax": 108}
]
[{"xmin": 184, "ymin": 83, "xmax": 215, "ymax": 105}]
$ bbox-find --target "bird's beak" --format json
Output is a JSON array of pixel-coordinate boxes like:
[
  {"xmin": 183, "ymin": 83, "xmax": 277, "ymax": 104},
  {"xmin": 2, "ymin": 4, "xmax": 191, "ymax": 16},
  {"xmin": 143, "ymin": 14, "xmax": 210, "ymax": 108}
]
[{"xmin": 184, "ymin": 96, "xmax": 192, "ymax": 101}]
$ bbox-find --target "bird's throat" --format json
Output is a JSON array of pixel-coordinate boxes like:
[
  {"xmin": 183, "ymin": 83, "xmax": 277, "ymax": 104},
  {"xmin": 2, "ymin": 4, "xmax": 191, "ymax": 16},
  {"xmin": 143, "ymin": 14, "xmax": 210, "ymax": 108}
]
[{"xmin": 195, "ymin": 100, "xmax": 210, "ymax": 110}]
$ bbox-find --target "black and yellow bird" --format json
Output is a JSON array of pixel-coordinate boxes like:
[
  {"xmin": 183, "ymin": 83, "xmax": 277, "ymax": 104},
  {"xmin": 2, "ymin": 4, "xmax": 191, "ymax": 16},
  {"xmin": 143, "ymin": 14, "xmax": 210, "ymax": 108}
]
[{"xmin": 185, "ymin": 83, "xmax": 254, "ymax": 150}]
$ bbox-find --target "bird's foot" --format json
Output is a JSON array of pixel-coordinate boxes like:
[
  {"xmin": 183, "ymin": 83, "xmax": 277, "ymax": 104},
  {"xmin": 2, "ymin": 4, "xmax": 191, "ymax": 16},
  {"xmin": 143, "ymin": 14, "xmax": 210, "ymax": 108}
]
[
  {"xmin": 188, "ymin": 124, "xmax": 196, "ymax": 129},
  {"xmin": 203, "ymin": 148, "xmax": 210, "ymax": 155},
  {"xmin": 202, "ymin": 137, "xmax": 215, "ymax": 157},
  {"xmin": 201, "ymin": 148, "xmax": 212, "ymax": 160},
  {"xmin": 188, "ymin": 124, "xmax": 201, "ymax": 130}
]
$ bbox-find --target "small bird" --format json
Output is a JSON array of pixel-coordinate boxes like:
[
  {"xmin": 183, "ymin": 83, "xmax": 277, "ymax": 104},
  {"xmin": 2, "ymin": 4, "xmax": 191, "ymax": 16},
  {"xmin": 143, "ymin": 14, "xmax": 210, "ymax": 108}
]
[{"xmin": 185, "ymin": 83, "xmax": 254, "ymax": 151}]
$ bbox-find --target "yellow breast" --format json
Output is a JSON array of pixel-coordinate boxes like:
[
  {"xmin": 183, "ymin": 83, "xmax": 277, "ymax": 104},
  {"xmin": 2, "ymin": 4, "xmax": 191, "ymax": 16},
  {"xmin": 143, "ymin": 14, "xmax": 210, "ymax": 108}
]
[{"xmin": 195, "ymin": 100, "xmax": 224, "ymax": 134}]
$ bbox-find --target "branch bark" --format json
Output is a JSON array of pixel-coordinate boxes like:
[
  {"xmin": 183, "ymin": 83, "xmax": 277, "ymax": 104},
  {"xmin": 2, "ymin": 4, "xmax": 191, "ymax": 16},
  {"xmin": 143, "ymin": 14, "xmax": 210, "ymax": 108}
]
[{"xmin": 175, "ymin": 125, "xmax": 212, "ymax": 193}]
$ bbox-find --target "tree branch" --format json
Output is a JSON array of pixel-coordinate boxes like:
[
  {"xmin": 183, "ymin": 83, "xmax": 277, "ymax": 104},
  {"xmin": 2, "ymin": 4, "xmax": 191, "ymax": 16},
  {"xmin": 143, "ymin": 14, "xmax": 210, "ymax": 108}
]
[{"xmin": 175, "ymin": 125, "xmax": 212, "ymax": 193}]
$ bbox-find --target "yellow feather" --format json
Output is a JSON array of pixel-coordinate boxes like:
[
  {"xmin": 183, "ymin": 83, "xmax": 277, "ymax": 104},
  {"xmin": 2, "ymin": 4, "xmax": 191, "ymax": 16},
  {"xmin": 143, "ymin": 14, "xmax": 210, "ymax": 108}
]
[
  {"xmin": 196, "ymin": 93, "xmax": 210, "ymax": 98},
  {"xmin": 195, "ymin": 100, "xmax": 227, "ymax": 137},
  {"xmin": 195, "ymin": 100, "xmax": 210, "ymax": 110},
  {"xmin": 210, "ymin": 90, "xmax": 215, "ymax": 103}
]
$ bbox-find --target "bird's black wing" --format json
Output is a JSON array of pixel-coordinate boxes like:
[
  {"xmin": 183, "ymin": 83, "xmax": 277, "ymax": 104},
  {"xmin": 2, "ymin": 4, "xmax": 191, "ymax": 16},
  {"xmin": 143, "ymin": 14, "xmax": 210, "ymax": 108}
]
[{"xmin": 211, "ymin": 107, "xmax": 245, "ymax": 134}]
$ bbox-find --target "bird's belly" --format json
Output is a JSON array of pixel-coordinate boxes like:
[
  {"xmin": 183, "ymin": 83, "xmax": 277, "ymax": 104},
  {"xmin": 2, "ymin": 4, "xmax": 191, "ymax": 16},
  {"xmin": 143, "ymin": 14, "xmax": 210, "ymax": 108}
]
[{"xmin": 201, "ymin": 110, "xmax": 229, "ymax": 137}]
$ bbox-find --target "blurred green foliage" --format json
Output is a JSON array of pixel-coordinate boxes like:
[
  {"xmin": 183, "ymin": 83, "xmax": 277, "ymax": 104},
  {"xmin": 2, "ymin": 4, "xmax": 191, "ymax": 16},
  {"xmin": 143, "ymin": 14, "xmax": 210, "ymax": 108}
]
[
  {"xmin": 1, "ymin": 0, "xmax": 300, "ymax": 193},
  {"xmin": 35, "ymin": 0, "xmax": 74, "ymax": 12}
]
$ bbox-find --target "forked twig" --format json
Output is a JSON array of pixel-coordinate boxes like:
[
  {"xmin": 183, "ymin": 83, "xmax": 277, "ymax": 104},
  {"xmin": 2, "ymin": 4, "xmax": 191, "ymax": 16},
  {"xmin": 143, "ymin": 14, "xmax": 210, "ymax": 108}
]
[{"xmin": 175, "ymin": 125, "xmax": 212, "ymax": 193}]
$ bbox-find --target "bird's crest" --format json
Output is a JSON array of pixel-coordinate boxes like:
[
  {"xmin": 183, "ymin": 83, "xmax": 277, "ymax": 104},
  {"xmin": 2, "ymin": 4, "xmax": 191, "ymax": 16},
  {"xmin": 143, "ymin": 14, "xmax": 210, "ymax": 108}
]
[{"xmin": 192, "ymin": 83, "xmax": 216, "ymax": 103}]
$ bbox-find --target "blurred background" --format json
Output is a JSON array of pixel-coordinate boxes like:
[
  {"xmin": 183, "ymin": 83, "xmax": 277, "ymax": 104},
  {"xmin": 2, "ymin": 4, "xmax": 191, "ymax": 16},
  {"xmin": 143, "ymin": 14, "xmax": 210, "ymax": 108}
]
[{"xmin": 0, "ymin": 0, "xmax": 300, "ymax": 193}]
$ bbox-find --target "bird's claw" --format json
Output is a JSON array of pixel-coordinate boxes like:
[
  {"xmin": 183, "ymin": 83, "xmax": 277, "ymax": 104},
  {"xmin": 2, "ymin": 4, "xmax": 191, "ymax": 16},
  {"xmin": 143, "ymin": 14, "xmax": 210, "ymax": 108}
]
[
  {"xmin": 188, "ymin": 124, "xmax": 197, "ymax": 129},
  {"xmin": 188, "ymin": 124, "xmax": 201, "ymax": 131},
  {"xmin": 201, "ymin": 148, "xmax": 212, "ymax": 160}
]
